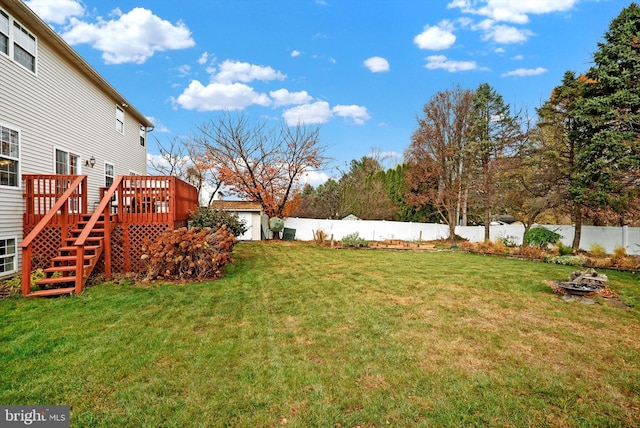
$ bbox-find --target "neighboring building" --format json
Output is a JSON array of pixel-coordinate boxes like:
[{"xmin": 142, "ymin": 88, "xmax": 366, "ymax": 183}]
[
  {"xmin": 209, "ymin": 200, "xmax": 265, "ymax": 241},
  {"xmin": 0, "ymin": 0, "xmax": 154, "ymax": 280}
]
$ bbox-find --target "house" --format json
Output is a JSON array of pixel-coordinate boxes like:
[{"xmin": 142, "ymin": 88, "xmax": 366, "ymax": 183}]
[
  {"xmin": 209, "ymin": 200, "xmax": 266, "ymax": 241},
  {"xmin": 0, "ymin": 0, "xmax": 198, "ymax": 296}
]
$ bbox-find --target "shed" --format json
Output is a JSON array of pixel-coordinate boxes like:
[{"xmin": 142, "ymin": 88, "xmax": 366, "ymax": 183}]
[{"xmin": 209, "ymin": 201, "xmax": 265, "ymax": 241}]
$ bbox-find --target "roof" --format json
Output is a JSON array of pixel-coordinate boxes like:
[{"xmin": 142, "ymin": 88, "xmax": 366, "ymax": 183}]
[
  {"xmin": 210, "ymin": 200, "xmax": 263, "ymax": 212},
  {"xmin": 6, "ymin": 0, "xmax": 153, "ymax": 129}
]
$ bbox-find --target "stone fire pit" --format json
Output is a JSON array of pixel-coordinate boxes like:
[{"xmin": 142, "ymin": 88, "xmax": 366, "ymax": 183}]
[{"xmin": 555, "ymin": 268, "xmax": 608, "ymax": 296}]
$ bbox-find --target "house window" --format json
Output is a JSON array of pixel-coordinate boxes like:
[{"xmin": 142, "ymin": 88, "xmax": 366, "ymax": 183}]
[
  {"xmin": 13, "ymin": 21, "xmax": 36, "ymax": 72},
  {"xmin": 0, "ymin": 10, "xmax": 8, "ymax": 56},
  {"xmin": 55, "ymin": 149, "xmax": 79, "ymax": 175},
  {"xmin": 0, "ymin": 124, "xmax": 19, "ymax": 187},
  {"xmin": 0, "ymin": 8, "xmax": 37, "ymax": 73},
  {"xmin": 0, "ymin": 237, "xmax": 16, "ymax": 275},
  {"xmin": 116, "ymin": 106, "xmax": 124, "ymax": 134},
  {"xmin": 139, "ymin": 125, "xmax": 145, "ymax": 147},
  {"xmin": 105, "ymin": 162, "xmax": 115, "ymax": 188}
]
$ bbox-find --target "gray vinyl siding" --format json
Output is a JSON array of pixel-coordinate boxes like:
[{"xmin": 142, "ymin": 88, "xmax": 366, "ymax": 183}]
[{"xmin": 0, "ymin": 4, "xmax": 148, "ymax": 278}]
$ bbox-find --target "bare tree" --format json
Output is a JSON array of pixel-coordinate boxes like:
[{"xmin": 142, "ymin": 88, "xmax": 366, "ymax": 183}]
[{"xmin": 195, "ymin": 113, "xmax": 328, "ymax": 218}]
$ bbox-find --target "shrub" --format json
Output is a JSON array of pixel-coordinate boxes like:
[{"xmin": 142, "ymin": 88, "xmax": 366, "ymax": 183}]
[
  {"xmin": 189, "ymin": 207, "xmax": 248, "ymax": 237},
  {"xmin": 0, "ymin": 269, "xmax": 46, "ymax": 295},
  {"xmin": 141, "ymin": 226, "xmax": 236, "ymax": 281},
  {"xmin": 341, "ymin": 232, "xmax": 368, "ymax": 248},
  {"xmin": 545, "ymin": 255, "xmax": 586, "ymax": 266},
  {"xmin": 523, "ymin": 227, "xmax": 561, "ymax": 248},
  {"xmin": 613, "ymin": 245, "xmax": 627, "ymax": 259},
  {"xmin": 557, "ymin": 242, "xmax": 573, "ymax": 256},
  {"xmin": 496, "ymin": 234, "xmax": 518, "ymax": 247},
  {"xmin": 589, "ymin": 243, "xmax": 607, "ymax": 257}
]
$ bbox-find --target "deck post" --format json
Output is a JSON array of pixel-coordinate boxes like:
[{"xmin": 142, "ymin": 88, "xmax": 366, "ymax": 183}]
[
  {"xmin": 75, "ymin": 245, "xmax": 84, "ymax": 294},
  {"xmin": 104, "ymin": 203, "xmax": 112, "ymax": 280},
  {"xmin": 21, "ymin": 246, "xmax": 32, "ymax": 296}
]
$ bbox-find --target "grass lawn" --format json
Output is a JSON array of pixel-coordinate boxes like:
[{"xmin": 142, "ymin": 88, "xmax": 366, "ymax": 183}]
[{"xmin": 1, "ymin": 241, "xmax": 639, "ymax": 427}]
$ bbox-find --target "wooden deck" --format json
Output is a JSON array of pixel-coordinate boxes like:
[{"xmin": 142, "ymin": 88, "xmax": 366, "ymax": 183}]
[{"xmin": 20, "ymin": 175, "xmax": 199, "ymax": 296}]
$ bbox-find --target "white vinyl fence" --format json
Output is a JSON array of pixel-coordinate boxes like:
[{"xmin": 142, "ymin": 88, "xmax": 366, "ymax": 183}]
[{"xmin": 283, "ymin": 217, "xmax": 640, "ymax": 256}]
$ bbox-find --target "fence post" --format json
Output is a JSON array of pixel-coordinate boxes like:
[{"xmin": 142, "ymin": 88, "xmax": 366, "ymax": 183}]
[{"xmin": 623, "ymin": 225, "xmax": 629, "ymax": 252}]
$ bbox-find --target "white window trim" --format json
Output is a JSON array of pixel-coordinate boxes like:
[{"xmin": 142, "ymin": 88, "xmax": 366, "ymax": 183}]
[
  {"xmin": 0, "ymin": 120, "xmax": 21, "ymax": 190},
  {"xmin": 0, "ymin": 6, "xmax": 37, "ymax": 75},
  {"xmin": 0, "ymin": 235, "xmax": 18, "ymax": 277},
  {"xmin": 105, "ymin": 161, "xmax": 115, "ymax": 187},
  {"xmin": 53, "ymin": 146, "xmax": 82, "ymax": 175},
  {"xmin": 116, "ymin": 105, "xmax": 125, "ymax": 134},
  {"xmin": 139, "ymin": 125, "xmax": 145, "ymax": 147}
]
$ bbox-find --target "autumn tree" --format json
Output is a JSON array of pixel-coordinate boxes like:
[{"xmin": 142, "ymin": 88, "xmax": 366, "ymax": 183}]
[
  {"xmin": 195, "ymin": 113, "xmax": 327, "ymax": 218},
  {"xmin": 405, "ymin": 85, "xmax": 474, "ymax": 239},
  {"xmin": 466, "ymin": 83, "xmax": 520, "ymax": 241}
]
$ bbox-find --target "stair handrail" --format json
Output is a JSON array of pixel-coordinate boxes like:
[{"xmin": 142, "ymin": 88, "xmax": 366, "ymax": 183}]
[
  {"xmin": 73, "ymin": 175, "xmax": 124, "ymax": 289},
  {"xmin": 19, "ymin": 175, "xmax": 87, "ymax": 295}
]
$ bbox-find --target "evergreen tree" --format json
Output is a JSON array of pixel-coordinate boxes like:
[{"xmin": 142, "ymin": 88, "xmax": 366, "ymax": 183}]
[
  {"xmin": 573, "ymin": 3, "xmax": 640, "ymax": 225},
  {"xmin": 467, "ymin": 83, "xmax": 520, "ymax": 241}
]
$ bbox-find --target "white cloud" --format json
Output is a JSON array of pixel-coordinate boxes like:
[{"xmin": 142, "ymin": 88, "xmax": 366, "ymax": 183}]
[
  {"xmin": 177, "ymin": 64, "xmax": 191, "ymax": 76},
  {"xmin": 501, "ymin": 67, "xmax": 547, "ymax": 77},
  {"xmin": 512, "ymin": 54, "xmax": 524, "ymax": 60},
  {"xmin": 198, "ymin": 52, "xmax": 209, "ymax": 65},
  {"xmin": 61, "ymin": 8, "xmax": 195, "ymax": 64},
  {"xmin": 25, "ymin": 0, "xmax": 84, "ymax": 24},
  {"xmin": 300, "ymin": 169, "xmax": 331, "ymax": 187},
  {"xmin": 447, "ymin": 0, "xmax": 578, "ymax": 24},
  {"xmin": 482, "ymin": 24, "xmax": 532, "ymax": 44},
  {"xmin": 283, "ymin": 101, "xmax": 334, "ymax": 126},
  {"xmin": 424, "ymin": 55, "xmax": 478, "ymax": 72},
  {"xmin": 175, "ymin": 80, "xmax": 271, "ymax": 111},
  {"xmin": 332, "ymin": 105, "xmax": 371, "ymax": 125},
  {"xmin": 270, "ymin": 89, "xmax": 313, "ymax": 107},
  {"xmin": 364, "ymin": 56, "xmax": 390, "ymax": 73},
  {"xmin": 291, "ymin": 50, "xmax": 301, "ymax": 57},
  {"xmin": 145, "ymin": 116, "xmax": 169, "ymax": 133},
  {"xmin": 212, "ymin": 60, "xmax": 286, "ymax": 84},
  {"xmin": 414, "ymin": 20, "xmax": 456, "ymax": 50}
]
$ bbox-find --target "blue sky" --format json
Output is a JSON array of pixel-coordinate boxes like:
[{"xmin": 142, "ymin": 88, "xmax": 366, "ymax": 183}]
[{"xmin": 25, "ymin": 0, "xmax": 622, "ymax": 184}]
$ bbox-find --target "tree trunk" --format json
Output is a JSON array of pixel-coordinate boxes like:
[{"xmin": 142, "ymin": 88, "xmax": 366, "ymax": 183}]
[
  {"xmin": 571, "ymin": 204, "xmax": 582, "ymax": 250},
  {"xmin": 461, "ymin": 186, "xmax": 468, "ymax": 226},
  {"xmin": 484, "ymin": 205, "xmax": 491, "ymax": 242}
]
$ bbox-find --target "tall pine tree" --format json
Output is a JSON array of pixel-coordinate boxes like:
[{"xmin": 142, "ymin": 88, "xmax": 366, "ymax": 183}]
[{"xmin": 573, "ymin": 3, "xmax": 640, "ymax": 225}]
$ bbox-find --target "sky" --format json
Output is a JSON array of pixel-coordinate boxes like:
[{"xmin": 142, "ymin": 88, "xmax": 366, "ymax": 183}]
[{"xmin": 24, "ymin": 0, "xmax": 624, "ymax": 185}]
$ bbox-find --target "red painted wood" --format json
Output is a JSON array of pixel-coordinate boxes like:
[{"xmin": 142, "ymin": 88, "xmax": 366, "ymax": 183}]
[{"xmin": 22, "ymin": 175, "xmax": 198, "ymax": 296}]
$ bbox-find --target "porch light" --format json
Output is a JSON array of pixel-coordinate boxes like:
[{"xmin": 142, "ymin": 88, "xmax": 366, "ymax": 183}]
[{"xmin": 86, "ymin": 156, "xmax": 96, "ymax": 168}]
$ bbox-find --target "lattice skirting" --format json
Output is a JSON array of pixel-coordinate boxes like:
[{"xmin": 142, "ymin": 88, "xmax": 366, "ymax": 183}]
[
  {"xmin": 109, "ymin": 223, "xmax": 171, "ymax": 273},
  {"xmin": 28, "ymin": 223, "xmax": 172, "ymax": 275},
  {"xmin": 23, "ymin": 225, "xmax": 65, "ymax": 269}
]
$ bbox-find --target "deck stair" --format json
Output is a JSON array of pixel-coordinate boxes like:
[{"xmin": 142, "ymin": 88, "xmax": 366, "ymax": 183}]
[{"xmin": 25, "ymin": 213, "xmax": 113, "ymax": 297}]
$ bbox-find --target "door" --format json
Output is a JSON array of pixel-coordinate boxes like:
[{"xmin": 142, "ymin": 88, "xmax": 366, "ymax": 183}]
[{"xmin": 237, "ymin": 212, "xmax": 253, "ymax": 240}]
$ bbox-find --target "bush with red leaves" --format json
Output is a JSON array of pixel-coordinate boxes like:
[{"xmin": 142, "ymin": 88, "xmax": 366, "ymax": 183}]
[{"xmin": 141, "ymin": 226, "xmax": 236, "ymax": 282}]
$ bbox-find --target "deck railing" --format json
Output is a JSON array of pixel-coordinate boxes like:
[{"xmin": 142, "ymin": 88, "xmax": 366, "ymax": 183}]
[
  {"xmin": 19, "ymin": 175, "xmax": 87, "ymax": 295},
  {"xmin": 23, "ymin": 174, "xmax": 88, "ymax": 227},
  {"xmin": 102, "ymin": 175, "xmax": 199, "ymax": 227}
]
